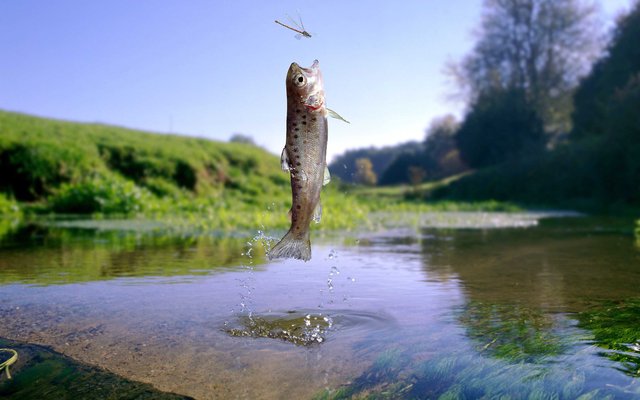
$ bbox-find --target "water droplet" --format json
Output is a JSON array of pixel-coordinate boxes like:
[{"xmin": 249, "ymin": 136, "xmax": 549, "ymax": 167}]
[
  {"xmin": 331, "ymin": 266, "xmax": 340, "ymax": 275},
  {"xmin": 328, "ymin": 249, "xmax": 338, "ymax": 259},
  {"xmin": 348, "ymin": 277, "xmax": 356, "ymax": 282}
]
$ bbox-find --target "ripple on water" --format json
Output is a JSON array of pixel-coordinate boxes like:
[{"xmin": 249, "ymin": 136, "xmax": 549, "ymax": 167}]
[{"xmin": 224, "ymin": 309, "xmax": 394, "ymax": 346}]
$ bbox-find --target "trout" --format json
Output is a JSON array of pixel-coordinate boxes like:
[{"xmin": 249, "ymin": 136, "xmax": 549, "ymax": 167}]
[{"xmin": 269, "ymin": 60, "xmax": 331, "ymax": 262}]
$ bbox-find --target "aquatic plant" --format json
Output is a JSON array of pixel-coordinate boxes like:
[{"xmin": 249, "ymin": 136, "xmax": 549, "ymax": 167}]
[
  {"xmin": 0, "ymin": 348, "xmax": 17, "ymax": 379},
  {"xmin": 458, "ymin": 301, "xmax": 568, "ymax": 363},
  {"xmin": 314, "ymin": 349, "xmax": 630, "ymax": 399},
  {"xmin": 316, "ymin": 300, "xmax": 640, "ymax": 399},
  {"xmin": 577, "ymin": 299, "xmax": 640, "ymax": 377},
  {"xmin": 0, "ymin": 339, "xmax": 189, "ymax": 399}
]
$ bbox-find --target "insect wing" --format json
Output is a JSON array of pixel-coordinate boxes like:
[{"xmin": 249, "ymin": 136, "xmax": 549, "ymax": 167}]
[{"xmin": 286, "ymin": 13, "xmax": 304, "ymax": 31}]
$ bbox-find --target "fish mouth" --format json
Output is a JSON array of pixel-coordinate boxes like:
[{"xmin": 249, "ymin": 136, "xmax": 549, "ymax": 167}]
[{"xmin": 289, "ymin": 60, "xmax": 319, "ymax": 75}]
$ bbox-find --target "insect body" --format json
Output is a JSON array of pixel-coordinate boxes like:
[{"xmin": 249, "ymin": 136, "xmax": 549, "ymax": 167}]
[{"xmin": 275, "ymin": 14, "xmax": 312, "ymax": 39}]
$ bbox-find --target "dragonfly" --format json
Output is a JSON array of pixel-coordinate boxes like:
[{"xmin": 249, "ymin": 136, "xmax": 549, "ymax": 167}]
[{"xmin": 275, "ymin": 13, "xmax": 312, "ymax": 39}]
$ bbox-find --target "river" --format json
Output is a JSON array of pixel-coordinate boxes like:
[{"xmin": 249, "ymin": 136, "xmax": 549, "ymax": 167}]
[{"xmin": 0, "ymin": 212, "xmax": 639, "ymax": 399}]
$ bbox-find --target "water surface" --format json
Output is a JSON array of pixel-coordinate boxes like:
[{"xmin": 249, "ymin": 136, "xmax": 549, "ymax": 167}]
[{"xmin": 0, "ymin": 213, "xmax": 639, "ymax": 399}]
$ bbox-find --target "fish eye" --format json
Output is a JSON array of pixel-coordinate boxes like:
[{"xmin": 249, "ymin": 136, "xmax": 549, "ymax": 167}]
[{"xmin": 294, "ymin": 74, "xmax": 306, "ymax": 87}]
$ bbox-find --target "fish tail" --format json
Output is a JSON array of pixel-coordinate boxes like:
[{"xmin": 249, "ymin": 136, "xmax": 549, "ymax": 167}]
[{"xmin": 268, "ymin": 230, "xmax": 311, "ymax": 261}]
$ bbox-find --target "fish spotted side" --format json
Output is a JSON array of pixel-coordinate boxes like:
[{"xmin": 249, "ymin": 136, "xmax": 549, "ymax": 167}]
[{"xmin": 268, "ymin": 60, "xmax": 331, "ymax": 261}]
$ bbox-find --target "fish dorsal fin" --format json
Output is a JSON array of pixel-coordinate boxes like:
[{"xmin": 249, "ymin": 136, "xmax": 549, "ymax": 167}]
[
  {"xmin": 323, "ymin": 165, "xmax": 331, "ymax": 186},
  {"xmin": 326, "ymin": 108, "xmax": 350, "ymax": 124}
]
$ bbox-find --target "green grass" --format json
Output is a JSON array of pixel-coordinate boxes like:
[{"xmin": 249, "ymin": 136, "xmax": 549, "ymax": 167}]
[
  {"xmin": 0, "ymin": 110, "xmax": 525, "ymax": 232},
  {"xmin": 0, "ymin": 110, "xmax": 290, "ymax": 222},
  {"xmin": 0, "ymin": 109, "xmax": 288, "ymax": 203},
  {"xmin": 350, "ymin": 172, "xmax": 472, "ymax": 200}
]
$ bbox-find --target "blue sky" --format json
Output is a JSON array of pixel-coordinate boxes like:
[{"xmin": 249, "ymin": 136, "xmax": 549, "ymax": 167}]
[{"xmin": 0, "ymin": 1, "xmax": 632, "ymax": 161}]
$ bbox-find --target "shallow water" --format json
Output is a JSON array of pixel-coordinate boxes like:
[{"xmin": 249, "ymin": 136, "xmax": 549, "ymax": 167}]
[{"xmin": 0, "ymin": 213, "xmax": 639, "ymax": 399}]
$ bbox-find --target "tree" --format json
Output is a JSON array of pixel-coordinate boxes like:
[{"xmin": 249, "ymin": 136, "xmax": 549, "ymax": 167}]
[
  {"xmin": 379, "ymin": 152, "xmax": 423, "ymax": 185},
  {"xmin": 572, "ymin": 2, "xmax": 640, "ymax": 139},
  {"xmin": 450, "ymin": 0, "xmax": 602, "ymax": 134},
  {"xmin": 423, "ymin": 115, "xmax": 467, "ymax": 179},
  {"xmin": 378, "ymin": 116, "xmax": 466, "ymax": 186},
  {"xmin": 329, "ymin": 141, "xmax": 422, "ymax": 184},
  {"xmin": 408, "ymin": 166, "xmax": 426, "ymax": 187},
  {"xmin": 229, "ymin": 133, "xmax": 256, "ymax": 145},
  {"xmin": 455, "ymin": 88, "xmax": 545, "ymax": 168},
  {"xmin": 354, "ymin": 158, "xmax": 377, "ymax": 186}
]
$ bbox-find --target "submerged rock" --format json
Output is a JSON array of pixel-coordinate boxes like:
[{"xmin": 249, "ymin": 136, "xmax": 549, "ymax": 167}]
[
  {"xmin": 0, "ymin": 338, "xmax": 192, "ymax": 400},
  {"xmin": 226, "ymin": 311, "xmax": 332, "ymax": 346}
]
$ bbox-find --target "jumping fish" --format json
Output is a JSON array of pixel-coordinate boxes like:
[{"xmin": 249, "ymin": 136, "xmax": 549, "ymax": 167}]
[{"xmin": 268, "ymin": 60, "xmax": 331, "ymax": 262}]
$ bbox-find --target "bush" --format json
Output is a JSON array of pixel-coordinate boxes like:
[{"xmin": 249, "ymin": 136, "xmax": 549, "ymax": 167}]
[
  {"xmin": 0, "ymin": 193, "xmax": 20, "ymax": 216},
  {"xmin": 48, "ymin": 175, "xmax": 154, "ymax": 214},
  {"xmin": 432, "ymin": 138, "xmax": 605, "ymax": 206},
  {"xmin": 0, "ymin": 143, "xmax": 89, "ymax": 201}
]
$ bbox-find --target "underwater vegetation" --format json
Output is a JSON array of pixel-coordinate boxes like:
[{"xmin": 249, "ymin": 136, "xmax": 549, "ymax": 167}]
[
  {"xmin": 313, "ymin": 350, "xmax": 624, "ymax": 400},
  {"xmin": 0, "ymin": 338, "xmax": 192, "ymax": 400},
  {"xmin": 577, "ymin": 298, "xmax": 640, "ymax": 378},
  {"xmin": 315, "ymin": 299, "xmax": 640, "ymax": 399},
  {"xmin": 457, "ymin": 301, "xmax": 569, "ymax": 363}
]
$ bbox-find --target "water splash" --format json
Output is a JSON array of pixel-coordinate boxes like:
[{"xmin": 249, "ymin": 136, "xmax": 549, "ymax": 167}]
[
  {"xmin": 226, "ymin": 312, "xmax": 333, "ymax": 346},
  {"xmin": 231, "ymin": 228, "xmax": 277, "ymax": 323}
]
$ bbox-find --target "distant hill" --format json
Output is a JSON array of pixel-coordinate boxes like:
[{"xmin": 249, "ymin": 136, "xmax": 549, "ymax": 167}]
[{"xmin": 0, "ymin": 110, "xmax": 288, "ymax": 206}]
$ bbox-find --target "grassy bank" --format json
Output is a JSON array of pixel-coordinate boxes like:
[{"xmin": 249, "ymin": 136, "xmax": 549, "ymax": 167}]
[
  {"xmin": 0, "ymin": 110, "xmax": 522, "ymax": 234},
  {"xmin": 0, "ymin": 110, "xmax": 291, "ymax": 225},
  {"xmin": 0, "ymin": 110, "xmax": 288, "ymax": 205}
]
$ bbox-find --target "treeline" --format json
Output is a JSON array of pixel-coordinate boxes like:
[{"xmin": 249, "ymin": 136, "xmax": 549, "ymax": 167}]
[
  {"xmin": 328, "ymin": 115, "xmax": 467, "ymax": 186},
  {"xmin": 335, "ymin": 0, "xmax": 640, "ymax": 211},
  {"xmin": 435, "ymin": 0, "xmax": 640, "ymax": 209}
]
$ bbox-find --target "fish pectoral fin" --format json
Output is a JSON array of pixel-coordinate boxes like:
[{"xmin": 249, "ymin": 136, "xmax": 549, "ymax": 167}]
[
  {"xmin": 312, "ymin": 201, "xmax": 322, "ymax": 224},
  {"xmin": 281, "ymin": 147, "xmax": 291, "ymax": 172},
  {"xmin": 323, "ymin": 165, "xmax": 331, "ymax": 186},
  {"xmin": 326, "ymin": 108, "xmax": 350, "ymax": 124}
]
